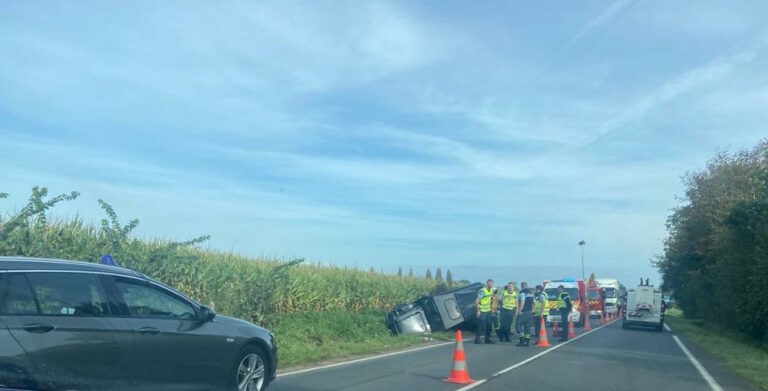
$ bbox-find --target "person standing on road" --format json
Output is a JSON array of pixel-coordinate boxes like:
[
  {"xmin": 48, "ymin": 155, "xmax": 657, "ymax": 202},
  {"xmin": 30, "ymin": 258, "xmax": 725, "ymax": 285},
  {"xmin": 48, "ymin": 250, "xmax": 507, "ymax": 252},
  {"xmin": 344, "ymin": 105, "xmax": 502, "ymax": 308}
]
[
  {"xmin": 498, "ymin": 282, "xmax": 517, "ymax": 342},
  {"xmin": 509, "ymin": 281, "xmax": 518, "ymax": 336},
  {"xmin": 532, "ymin": 285, "xmax": 548, "ymax": 344},
  {"xmin": 516, "ymin": 282, "xmax": 528, "ymax": 336},
  {"xmin": 556, "ymin": 285, "xmax": 572, "ymax": 342},
  {"xmin": 475, "ymin": 279, "xmax": 498, "ymax": 344},
  {"xmin": 517, "ymin": 285, "xmax": 535, "ymax": 346}
]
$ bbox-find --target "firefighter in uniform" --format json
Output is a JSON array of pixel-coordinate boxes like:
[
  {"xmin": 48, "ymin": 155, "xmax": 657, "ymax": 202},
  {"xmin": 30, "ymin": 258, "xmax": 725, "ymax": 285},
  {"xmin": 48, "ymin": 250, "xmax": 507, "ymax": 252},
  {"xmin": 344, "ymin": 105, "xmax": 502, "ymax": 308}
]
[
  {"xmin": 557, "ymin": 285, "xmax": 572, "ymax": 342},
  {"xmin": 475, "ymin": 279, "xmax": 498, "ymax": 344},
  {"xmin": 498, "ymin": 282, "xmax": 517, "ymax": 342},
  {"xmin": 532, "ymin": 285, "xmax": 548, "ymax": 344}
]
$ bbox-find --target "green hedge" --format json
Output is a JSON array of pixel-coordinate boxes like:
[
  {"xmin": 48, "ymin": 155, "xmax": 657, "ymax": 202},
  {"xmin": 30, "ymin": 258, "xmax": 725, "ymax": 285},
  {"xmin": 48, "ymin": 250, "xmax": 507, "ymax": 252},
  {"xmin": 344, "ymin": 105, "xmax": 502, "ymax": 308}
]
[{"xmin": 656, "ymin": 140, "xmax": 768, "ymax": 345}]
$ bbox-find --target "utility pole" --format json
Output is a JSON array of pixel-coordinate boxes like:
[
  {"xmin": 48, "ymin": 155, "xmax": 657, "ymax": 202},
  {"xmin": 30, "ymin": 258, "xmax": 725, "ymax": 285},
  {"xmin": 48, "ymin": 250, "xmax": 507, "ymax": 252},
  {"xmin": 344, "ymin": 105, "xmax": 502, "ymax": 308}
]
[{"xmin": 578, "ymin": 240, "xmax": 586, "ymax": 280}]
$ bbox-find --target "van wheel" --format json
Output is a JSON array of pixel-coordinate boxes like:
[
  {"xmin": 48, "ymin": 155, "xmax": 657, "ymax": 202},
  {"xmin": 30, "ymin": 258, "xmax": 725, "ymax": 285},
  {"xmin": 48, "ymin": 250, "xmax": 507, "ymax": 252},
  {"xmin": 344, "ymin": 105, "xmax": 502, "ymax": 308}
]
[{"xmin": 232, "ymin": 346, "xmax": 269, "ymax": 391}]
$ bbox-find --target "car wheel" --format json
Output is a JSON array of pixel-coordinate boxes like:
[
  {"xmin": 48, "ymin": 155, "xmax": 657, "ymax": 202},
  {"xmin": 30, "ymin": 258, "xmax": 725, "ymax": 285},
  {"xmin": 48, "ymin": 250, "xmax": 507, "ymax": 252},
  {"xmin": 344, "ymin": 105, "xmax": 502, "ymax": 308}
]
[{"xmin": 232, "ymin": 346, "xmax": 269, "ymax": 391}]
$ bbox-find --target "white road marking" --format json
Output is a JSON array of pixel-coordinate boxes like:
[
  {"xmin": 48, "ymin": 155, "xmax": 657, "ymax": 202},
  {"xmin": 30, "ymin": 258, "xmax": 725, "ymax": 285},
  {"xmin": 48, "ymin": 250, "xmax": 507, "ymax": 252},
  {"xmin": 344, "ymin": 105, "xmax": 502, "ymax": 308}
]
[
  {"xmin": 278, "ymin": 339, "xmax": 463, "ymax": 377},
  {"xmin": 672, "ymin": 335, "xmax": 724, "ymax": 391},
  {"xmin": 664, "ymin": 323, "xmax": 672, "ymax": 332},
  {"xmin": 456, "ymin": 319, "xmax": 620, "ymax": 391}
]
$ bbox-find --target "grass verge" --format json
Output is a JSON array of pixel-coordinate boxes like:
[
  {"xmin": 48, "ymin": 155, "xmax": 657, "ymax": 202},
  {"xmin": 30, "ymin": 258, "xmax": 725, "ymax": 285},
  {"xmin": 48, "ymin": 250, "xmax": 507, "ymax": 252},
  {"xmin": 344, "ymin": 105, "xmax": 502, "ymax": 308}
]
[
  {"xmin": 665, "ymin": 307, "xmax": 768, "ymax": 390},
  {"xmin": 270, "ymin": 310, "xmax": 454, "ymax": 369}
]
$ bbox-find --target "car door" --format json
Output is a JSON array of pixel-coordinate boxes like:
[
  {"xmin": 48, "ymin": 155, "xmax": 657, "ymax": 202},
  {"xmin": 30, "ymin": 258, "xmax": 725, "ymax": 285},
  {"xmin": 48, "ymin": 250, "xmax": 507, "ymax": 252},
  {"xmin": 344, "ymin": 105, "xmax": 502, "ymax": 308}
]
[
  {"xmin": 0, "ymin": 271, "xmax": 134, "ymax": 391},
  {"xmin": 107, "ymin": 276, "xmax": 233, "ymax": 391},
  {"xmin": 0, "ymin": 279, "xmax": 38, "ymax": 390}
]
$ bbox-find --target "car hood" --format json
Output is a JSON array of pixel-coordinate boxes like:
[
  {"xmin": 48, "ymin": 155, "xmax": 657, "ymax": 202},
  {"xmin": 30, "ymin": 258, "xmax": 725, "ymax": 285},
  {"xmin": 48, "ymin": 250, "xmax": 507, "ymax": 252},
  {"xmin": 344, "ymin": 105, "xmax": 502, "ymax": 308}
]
[{"xmin": 216, "ymin": 315, "xmax": 270, "ymax": 334}]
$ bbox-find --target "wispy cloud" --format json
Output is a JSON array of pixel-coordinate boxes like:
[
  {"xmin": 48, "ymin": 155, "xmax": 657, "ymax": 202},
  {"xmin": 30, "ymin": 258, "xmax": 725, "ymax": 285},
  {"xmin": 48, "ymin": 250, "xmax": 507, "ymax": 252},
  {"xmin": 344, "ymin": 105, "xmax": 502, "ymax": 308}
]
[
  {"xmin": 569, "ymin": 0, "xmax": 637, "ymax": 48},
  {"xmin": 3, "ymin": 1, "xmax": 768, "ymax": 284},
  {"xmin": 530, "ymin": 0, "xmax": 637, "ymax": 81}
]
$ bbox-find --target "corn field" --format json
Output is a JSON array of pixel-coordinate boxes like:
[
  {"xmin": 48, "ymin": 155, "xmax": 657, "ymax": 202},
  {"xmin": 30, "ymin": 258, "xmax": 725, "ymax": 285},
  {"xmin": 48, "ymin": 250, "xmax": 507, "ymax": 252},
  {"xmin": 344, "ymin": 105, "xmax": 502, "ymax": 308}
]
[{"xmin": 0, "ymin": 187, "xmax": 439, "ymax": 327}]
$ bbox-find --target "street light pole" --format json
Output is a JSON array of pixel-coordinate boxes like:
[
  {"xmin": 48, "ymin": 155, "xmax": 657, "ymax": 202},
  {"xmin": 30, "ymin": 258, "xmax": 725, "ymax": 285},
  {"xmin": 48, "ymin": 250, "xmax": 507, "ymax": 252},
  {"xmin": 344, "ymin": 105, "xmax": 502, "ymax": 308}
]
[{"xmin": 578, "ymin": 240, "xmax": 586, "ymax": 280}]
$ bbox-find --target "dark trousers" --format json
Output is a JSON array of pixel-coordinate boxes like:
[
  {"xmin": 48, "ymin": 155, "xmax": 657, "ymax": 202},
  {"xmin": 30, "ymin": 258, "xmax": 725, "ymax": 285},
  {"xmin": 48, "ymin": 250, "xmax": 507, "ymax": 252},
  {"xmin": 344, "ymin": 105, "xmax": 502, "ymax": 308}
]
[
  {"xmin": 499, "ymin": 308, "xmax": 515, "ymax": 341},
  {"xmin": 559, "ymin": 309, "xmax": 569, "ymax": 340},
  {"xmin": 476, "ymin": 312, "xmax": 493, "ymax": 341},
  {"xmin": 518, "ymin": 312, "xmax": 533, "ymax": 339}
]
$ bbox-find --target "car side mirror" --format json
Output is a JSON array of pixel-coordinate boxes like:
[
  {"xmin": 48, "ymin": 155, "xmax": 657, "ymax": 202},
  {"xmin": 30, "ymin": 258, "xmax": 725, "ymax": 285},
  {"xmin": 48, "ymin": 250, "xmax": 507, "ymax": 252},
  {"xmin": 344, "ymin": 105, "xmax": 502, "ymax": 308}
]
[{"xmin": 200, "ymin": 306, "xmax": 216, "ymax": 322}]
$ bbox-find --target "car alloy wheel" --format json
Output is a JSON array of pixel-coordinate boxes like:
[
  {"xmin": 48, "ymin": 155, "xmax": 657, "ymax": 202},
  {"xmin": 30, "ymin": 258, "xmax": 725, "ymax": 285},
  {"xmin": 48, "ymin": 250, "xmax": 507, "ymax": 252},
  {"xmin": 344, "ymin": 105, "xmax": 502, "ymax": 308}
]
[{"xmin": 237, "ymin": 352, "xmax": 266, "ymax": 391}]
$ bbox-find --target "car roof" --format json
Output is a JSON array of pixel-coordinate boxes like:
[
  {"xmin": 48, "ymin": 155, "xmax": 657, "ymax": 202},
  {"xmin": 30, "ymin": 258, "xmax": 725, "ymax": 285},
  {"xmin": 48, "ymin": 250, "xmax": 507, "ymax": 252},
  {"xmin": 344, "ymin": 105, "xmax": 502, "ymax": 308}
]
[{"xmin": 0, "ymin": 256, "xmax": 145, "ymax": 278}]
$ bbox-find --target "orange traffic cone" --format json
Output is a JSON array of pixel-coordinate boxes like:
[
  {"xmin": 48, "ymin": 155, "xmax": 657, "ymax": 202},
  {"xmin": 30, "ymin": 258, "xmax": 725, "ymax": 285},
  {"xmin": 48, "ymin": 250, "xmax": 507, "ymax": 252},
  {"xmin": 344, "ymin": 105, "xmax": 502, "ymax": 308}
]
[
  {"xmin": 583, "ymin": 313, "xmax": 592, "ymax": 331},
  {"xmin": 552, "ymin": 320, "xmax": 560, "ymax": 337},
  {"xmin": 536, "ymin": 317, "xmax": 551, "ymax": 348},
  {"xmin": 599, "ymin": 311, "xmax": 605, "ymax": 325},
  {"xmin": 568, "ymin": 315, "xmax": 577, "ymax": 338},
  {"xmin": 443, "ymin": 330, "xmax": 475, "ymax": 384}
]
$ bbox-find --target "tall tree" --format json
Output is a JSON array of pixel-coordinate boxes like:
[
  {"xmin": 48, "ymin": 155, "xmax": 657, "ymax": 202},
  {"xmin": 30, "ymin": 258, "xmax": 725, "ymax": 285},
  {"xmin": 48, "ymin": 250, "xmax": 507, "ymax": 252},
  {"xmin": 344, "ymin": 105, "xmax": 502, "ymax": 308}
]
[
  {"xmin": 408, "ymin": 268, "xmax": 413, "ymax": 277},
  {"xmin": 425, "ymin": 267, "xmax": 432, "ymax": 280},
  {"xmin": 435, "ymin": 267, "xmax": 443, "ymax": 281},
  {"xmin": 656, "ymin": 140, "xmax": 768, "ymax": 341},
  {"xmin": 446, "ymin": 269, "xmax": 453, "ymax": 286},
  {"xmin": 397, "ymin": 267, "xmax": 403, "ymax": 277}
]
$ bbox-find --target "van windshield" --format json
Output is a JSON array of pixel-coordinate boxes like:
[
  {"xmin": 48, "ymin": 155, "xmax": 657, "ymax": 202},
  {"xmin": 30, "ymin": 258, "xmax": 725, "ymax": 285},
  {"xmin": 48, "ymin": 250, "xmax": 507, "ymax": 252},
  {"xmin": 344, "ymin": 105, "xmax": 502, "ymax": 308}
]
[{"xmin": 545, "ymin": 288, "xmax": 578, "ymax": 300}]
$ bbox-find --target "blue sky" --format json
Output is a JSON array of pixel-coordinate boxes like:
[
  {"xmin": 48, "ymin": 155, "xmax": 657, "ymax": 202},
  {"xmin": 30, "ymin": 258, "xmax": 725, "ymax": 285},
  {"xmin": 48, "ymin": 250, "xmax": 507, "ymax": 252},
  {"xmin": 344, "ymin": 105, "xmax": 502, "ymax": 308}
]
[{"xmin": 2, "ymin": 1, "xmax": 767, "ymax": 286}]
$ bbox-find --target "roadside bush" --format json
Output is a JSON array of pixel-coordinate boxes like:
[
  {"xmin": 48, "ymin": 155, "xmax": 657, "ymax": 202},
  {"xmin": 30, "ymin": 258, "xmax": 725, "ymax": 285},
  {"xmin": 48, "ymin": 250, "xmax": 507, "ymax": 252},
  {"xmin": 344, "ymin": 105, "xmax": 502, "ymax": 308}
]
[{"xmin": 656, "ymin": 140, "xmax": 768, "ymax": 343}]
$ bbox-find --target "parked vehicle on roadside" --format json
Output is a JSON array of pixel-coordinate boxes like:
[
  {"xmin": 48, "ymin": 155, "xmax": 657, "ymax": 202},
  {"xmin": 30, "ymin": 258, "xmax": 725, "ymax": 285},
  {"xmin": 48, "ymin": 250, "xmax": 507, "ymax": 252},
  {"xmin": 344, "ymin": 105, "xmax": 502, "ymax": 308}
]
[
  {"xmin": 544, "ymin": 278, "xmax": 587, "ymax": 327},
  {"xmin": 587, "ymin": 284, "xmax": 604, "ymax": 318},
  {"xmin": 0, "ymin": 257, "xmax": 278, "ymax": 391},
  {"xmin": 622, "ymin": 284, "xmax": 665, "ymax": 332},
  {"xmin": 596, "ymin": 278, "xmax": 621, "ymax": 316},
  {"xmin": 387, "ymin": 282, "xmax": 482, "ymax": 336}
]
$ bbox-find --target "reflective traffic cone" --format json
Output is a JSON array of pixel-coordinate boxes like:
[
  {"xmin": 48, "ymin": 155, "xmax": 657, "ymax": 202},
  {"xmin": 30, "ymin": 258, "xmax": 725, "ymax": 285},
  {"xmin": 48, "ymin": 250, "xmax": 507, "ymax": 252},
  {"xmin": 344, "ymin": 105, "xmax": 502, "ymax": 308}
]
[
  {"xmin": 443, "ymin": 330, "xmax": 475, "ymax": 384},
  {"xmin": 599, "ymin": 311, "xmax": 605, "ymax": 326},
  {"xmin": 552, "ymin": 320, "xmax": 560, "ymax": 337},
  {"xmin": 583, "ymin": 313, "xmax": 592, "ymax": 331},
  {"xmin": 568, "ymin": 316, "xmax": 577, "ymax": 338},
  {"xmin": 536, "ymin": 317, "xmax": 551, "ymax": 348}
]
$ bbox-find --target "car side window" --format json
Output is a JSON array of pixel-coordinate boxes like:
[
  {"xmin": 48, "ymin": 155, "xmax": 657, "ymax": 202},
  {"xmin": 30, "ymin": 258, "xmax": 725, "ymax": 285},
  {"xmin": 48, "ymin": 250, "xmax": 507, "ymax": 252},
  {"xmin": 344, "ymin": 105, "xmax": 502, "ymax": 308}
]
[
  {"xmin": 114, "ymin": 278, "xmax": 197, "ymax": 320},
  {"xmin": 25, "ymin": 272, "xmax": 111, "ymax": 316},
  {"xmin": 0, "ymin": 274, "xmax": 38, "ymax": 315}
]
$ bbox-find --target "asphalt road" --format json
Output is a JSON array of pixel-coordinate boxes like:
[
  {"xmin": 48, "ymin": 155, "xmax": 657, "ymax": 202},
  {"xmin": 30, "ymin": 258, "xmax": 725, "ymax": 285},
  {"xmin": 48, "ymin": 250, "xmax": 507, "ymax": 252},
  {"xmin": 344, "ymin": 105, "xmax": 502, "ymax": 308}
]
[{"xmin": 271, "ymin": 318, "xmax": 756, "ymax": 391}]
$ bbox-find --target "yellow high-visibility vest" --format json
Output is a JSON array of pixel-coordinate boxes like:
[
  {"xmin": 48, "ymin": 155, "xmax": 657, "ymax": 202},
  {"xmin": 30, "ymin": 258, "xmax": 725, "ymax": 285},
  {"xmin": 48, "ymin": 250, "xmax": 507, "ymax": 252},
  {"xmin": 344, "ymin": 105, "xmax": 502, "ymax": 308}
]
[
  {"xmin": 502, "ymin": 290, "xmax": 517, "ymax": 310},
  {"xmin": 478, "ymin": 288, "xmax": 495, "ymax": 312}
]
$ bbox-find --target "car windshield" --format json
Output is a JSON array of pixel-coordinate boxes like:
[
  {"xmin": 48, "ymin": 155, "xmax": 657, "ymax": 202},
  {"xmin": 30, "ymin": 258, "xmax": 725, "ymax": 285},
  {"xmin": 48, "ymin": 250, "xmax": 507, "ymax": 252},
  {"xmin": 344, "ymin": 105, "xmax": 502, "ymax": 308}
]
[{"xmin": 546, "ymin": 288, "xmax": 579, "ymax": 300}]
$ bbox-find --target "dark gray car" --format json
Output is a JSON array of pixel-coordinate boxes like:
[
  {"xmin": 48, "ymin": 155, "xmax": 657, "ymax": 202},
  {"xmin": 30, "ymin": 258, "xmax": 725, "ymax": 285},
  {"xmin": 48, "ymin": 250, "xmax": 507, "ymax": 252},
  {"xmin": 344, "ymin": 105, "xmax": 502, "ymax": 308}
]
[{"xmin": 0, "ymin": 257, "xmax": 277, "ymax": 391}]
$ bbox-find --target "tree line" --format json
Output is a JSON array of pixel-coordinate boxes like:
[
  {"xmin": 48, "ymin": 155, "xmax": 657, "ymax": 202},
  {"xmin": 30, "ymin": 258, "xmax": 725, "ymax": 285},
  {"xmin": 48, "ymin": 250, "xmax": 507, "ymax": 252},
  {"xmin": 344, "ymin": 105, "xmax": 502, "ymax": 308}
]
[{"xmin": 656, "ymin": 140, "xmax": 768, "ymax": 342}]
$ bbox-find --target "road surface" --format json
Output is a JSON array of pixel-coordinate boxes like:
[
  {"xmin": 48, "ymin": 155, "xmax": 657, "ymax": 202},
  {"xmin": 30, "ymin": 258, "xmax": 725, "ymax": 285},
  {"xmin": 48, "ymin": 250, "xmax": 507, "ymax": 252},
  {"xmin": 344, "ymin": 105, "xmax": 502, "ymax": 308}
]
[{"xmin": 271, "ymin": 318, "xmax": 756, "ymax": 391}]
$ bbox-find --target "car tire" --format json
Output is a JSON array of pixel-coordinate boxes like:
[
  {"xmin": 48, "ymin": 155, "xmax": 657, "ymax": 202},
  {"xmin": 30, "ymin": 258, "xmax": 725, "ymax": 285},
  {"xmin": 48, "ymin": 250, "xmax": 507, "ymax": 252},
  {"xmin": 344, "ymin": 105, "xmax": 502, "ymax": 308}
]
[{"xmin": 231, "ymin": 345, "xmax": 270, "ymax": 391}]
